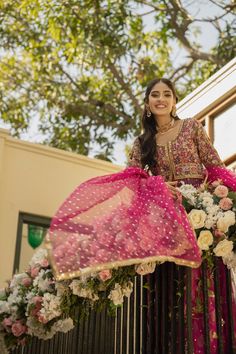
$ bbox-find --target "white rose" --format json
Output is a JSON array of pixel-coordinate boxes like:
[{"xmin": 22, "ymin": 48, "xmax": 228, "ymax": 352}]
[
  {"xmin": 188, "ymin": 209, "xmax": 207, "ymax": 229},
  {"xmin": 122, "ymin": 281, "xmax": 133, "ymax": 297},
  {"xmin": 213, "ymin": 239, "xmax": 234, "ymax": 257},
  {"xmin": 69, "ymin": 280, "xmax": 98, "ymax": 301},
  {"xmin": 0, "ymin": 300, "xmax": 10, "ymax": 314},
  {"xmin": 29, "ymin": 248, "xmax": 48, "ymax": 268},
  {"xmin": 217, "ymin": 211, "xmax": 235, "ymax": 233},
  {"xmin": 197, "ymin": 230, "xmax": 214, "ymax": 251},
  {"xmin": 135, "ymin": 262, "xmax": 156, "ymax": 276},
  {"xmin": 108, "ymin": 283, "xmax": 124, "ymax": 305},
  {"xmin": 10, "ymin": 273, "xmax": 29, "ymax": 288},
  {"xmin": 224, "ymin": 210, "xmax": 236, "ymax": 224},
  {"xmin": 222, "ymin": 251, "xmax": 236, "ymax": 269},
  {"xmin": 51, "ymin": 317, "xmax": 74, "ymax": 334}
]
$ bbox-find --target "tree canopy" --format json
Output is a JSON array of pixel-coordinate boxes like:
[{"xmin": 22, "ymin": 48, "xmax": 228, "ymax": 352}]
[{"xmin": 0, "ymin": 0, "xmax": 235, "ymax": 160}]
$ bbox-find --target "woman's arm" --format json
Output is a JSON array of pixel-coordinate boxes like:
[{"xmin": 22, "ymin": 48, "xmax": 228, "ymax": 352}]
[{"xmin": 193, "ymin": 119, "xmax": 224, "ymax": 167}]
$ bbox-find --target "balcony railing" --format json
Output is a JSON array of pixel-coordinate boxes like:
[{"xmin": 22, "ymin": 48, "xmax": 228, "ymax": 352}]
[{"xmin": 11, "ymin": 261, "xmax": 236, "ymax": 354}]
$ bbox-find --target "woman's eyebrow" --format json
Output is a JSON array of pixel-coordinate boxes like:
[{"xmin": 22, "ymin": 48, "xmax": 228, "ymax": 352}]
[{"xmin": 150, "ymin": 90, "xmax": 172, "ymax": 93}]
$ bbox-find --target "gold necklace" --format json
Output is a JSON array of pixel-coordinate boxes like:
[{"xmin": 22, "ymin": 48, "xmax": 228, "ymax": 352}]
[{"xmin": 157, "ymin": 119, "xmax": 175, "ymax": 134}]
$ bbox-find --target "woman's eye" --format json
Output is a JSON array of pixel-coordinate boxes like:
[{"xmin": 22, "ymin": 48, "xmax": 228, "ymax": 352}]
[{"xmin": 151, "ymin": 93, "xmax": 171, "ymax": 98}]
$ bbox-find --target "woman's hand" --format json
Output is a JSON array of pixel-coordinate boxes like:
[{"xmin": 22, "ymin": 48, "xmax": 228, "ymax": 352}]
[{"xmin": 166, "ymin": 181, "xmax": 182, "ymax": 201}]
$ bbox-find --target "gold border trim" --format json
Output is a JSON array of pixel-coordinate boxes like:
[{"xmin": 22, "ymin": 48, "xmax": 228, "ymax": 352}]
[{"xmin": 45, "ymin": 240, "xmax": 201, "ymax": 281}]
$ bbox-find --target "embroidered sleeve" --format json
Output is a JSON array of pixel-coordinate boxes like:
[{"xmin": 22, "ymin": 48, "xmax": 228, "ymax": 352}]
[
  {"xmin": 193, "ymin": 119, "xmax": 224, "ymax": 167},
  {"xmin": 127, "ymin": 137, "xmax": 142, "ymax": 168}
]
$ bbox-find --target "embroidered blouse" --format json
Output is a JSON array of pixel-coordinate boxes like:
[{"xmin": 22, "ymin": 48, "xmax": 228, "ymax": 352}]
[{"xmin": 128, "ymin": 118, "xmax": 224, "ymax": 182}]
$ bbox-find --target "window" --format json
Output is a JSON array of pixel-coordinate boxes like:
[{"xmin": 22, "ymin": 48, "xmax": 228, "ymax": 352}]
[
  {"xmin": 13, "ymin": 213, "xmax": 51, "ymax": 274},
  {"xmin": 213, "ymin": 103, "xmax": 236, "ymax": 160}
]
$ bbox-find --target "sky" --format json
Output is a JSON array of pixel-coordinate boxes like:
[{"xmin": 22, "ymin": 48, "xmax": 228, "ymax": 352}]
[{"xmin": 0, "ymin": 0, "xmax": 233, "ymax": 166}]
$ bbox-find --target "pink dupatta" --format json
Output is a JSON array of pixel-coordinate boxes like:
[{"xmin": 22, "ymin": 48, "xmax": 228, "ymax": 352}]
[{"xmin": 46, "ymin": 167, "xmax": 202, "ymax": 280}]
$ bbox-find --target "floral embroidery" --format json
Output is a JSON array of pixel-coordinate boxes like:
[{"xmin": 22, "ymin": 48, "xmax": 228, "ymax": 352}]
[{"xmin": 128, "ymin": 118, "xmax": 223, "ymax": 182}]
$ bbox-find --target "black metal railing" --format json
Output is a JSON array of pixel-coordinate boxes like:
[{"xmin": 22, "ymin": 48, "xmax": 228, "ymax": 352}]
[{"xmin": 11, "ymin": 262, "xmax": 236, "ymax": 354}]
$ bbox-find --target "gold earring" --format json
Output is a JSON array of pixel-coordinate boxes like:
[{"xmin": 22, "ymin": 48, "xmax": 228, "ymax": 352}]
[
  {"xmin": 171, "ymin": 106, "xmax": 177, "ymax": 117},
  {"xmin": 146, "ymin": 106, "xmax": 151, "ymax": 117}
]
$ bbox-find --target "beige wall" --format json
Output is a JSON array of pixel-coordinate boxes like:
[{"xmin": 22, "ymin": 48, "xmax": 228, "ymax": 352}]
[{"xmin": 0, "ymin": 129, "xmax": 121, "ymax": 287}]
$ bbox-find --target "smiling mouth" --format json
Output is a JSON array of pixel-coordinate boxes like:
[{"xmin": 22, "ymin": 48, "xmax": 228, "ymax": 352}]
[{"xmin": 155, "ymin": 105, "xmax": 167, "ymax": 108}]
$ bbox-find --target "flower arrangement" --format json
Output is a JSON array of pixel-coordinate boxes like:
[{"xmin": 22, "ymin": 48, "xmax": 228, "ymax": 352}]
[
  {"xmin": 178, "ymin": 179, "xmax": 236, "ymax": 268},
  {"xmin": 0, "ymin": 179, "xmax": 235, "ymax": 352},
  {"xmin": 0, "ymin": 247, "xmax": 157, "ymax": 352}
]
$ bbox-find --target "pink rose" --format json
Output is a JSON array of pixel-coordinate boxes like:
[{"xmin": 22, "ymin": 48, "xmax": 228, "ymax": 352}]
[
  {"xmin": 30, "ymin": 267, "xmax": 40, "ymax": 278},
  {"xmin": 3, "ymin": 317, "xmax": 13, "ymax": 327},
  {"xmin": 22, "ymin": 277, "xmax": 32, "ymax": 287},
  {"xmin": 40, "ymin": 259, "xmax": 49, "ymax": 268},
  {"xmin": 219, "ymin": 197, "xmax": 233, "ymax": 211},
  {"xmin": 214, "ymin": 229, "xmax": 225, "ymax": 238},
  {"xmin": 98, "ymin": 270, "xmax": 112, "ymax": 282},
  {"xmin": 214, "ymin": 185, "xmax": 228, "ymax": 198},
  {"xmin": 11, "ymin": 321, "xmax": 27, "ymax": 337},
  {"xmin": 30, "ymin": 296, "xmax": 43, "ymax": 316}
]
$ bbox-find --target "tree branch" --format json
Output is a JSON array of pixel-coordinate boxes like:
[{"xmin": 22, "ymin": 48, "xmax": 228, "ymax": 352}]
[
  {"xmin": 107, "ymin": 61, "xmax": 143, "ymax": 115},
  {"xmin": 57, "ymin": 64, "xmax": 132, "ymax": 121},
  {"xmin": 163, "ymin": 0, "xmax": 223, "ymax": 64},
  {"xmin": 169, "ymin": 60, "xmax": 195, "ymax": 82}
]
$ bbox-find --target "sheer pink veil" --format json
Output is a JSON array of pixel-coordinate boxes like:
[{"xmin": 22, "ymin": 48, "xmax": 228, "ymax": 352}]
[
  {"xmin": 46, "ymin": 167, "xmax": 202, "ymax": 280},
  {"xmin": 206, "ymin": 166, "xmax": 236, "ymax": 191}
]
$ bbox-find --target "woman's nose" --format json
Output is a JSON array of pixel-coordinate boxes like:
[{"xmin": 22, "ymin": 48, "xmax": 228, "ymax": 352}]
[{"xmin": 156, "ymin": 93, "xmax": 165, "ymax": 100}]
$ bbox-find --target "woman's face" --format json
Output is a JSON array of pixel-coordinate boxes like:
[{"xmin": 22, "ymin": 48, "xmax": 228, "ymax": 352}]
[{"xmin": 147, "ymin": 81, "xmax": 176, "ymax": 119}]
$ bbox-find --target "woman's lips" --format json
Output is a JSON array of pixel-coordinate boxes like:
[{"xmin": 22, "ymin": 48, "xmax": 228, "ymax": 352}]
[{"xmin": 155, "ymin": 105, "xmax": 167, "ymax": 108}]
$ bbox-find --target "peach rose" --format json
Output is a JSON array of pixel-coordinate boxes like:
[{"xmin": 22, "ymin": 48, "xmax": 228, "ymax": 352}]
[
  {"xmin": 219, "ymin": 197, "xmax": 233, "ymax": 211},
  {"xmin": 214, "ymin": 185, "xmax": 228, "ymax": 198},
  {"xmin": 211, "ymin": 180, "xmax": 222, "ymax": 187},
  {"xmin": 38, "ymin": 314, "xmax": 48, "ymax": 324},
  {"xmin": 135, "ymin": 262, "xmax": 156, "ymax": 275},
  {"xmin": 98, "ymin": 270, "xmax": 112, "ymax": 282}
]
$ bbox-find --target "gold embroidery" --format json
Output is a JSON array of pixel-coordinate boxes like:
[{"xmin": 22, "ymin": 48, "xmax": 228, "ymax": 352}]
[{"xmin": 167, "ymin": 142, "xmax": 176, "ymax": 181}]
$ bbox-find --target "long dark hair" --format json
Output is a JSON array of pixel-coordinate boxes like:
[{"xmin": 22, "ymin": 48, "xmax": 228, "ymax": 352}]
[{"xmin": 139, "ymin": 78, "xmax": 180, "ymax": 169}]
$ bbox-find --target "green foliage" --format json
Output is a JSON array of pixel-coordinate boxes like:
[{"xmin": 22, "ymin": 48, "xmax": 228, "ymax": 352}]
[{"xmin": 0, "ymin": 0, "xmax": 235, "ymax": 158}]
